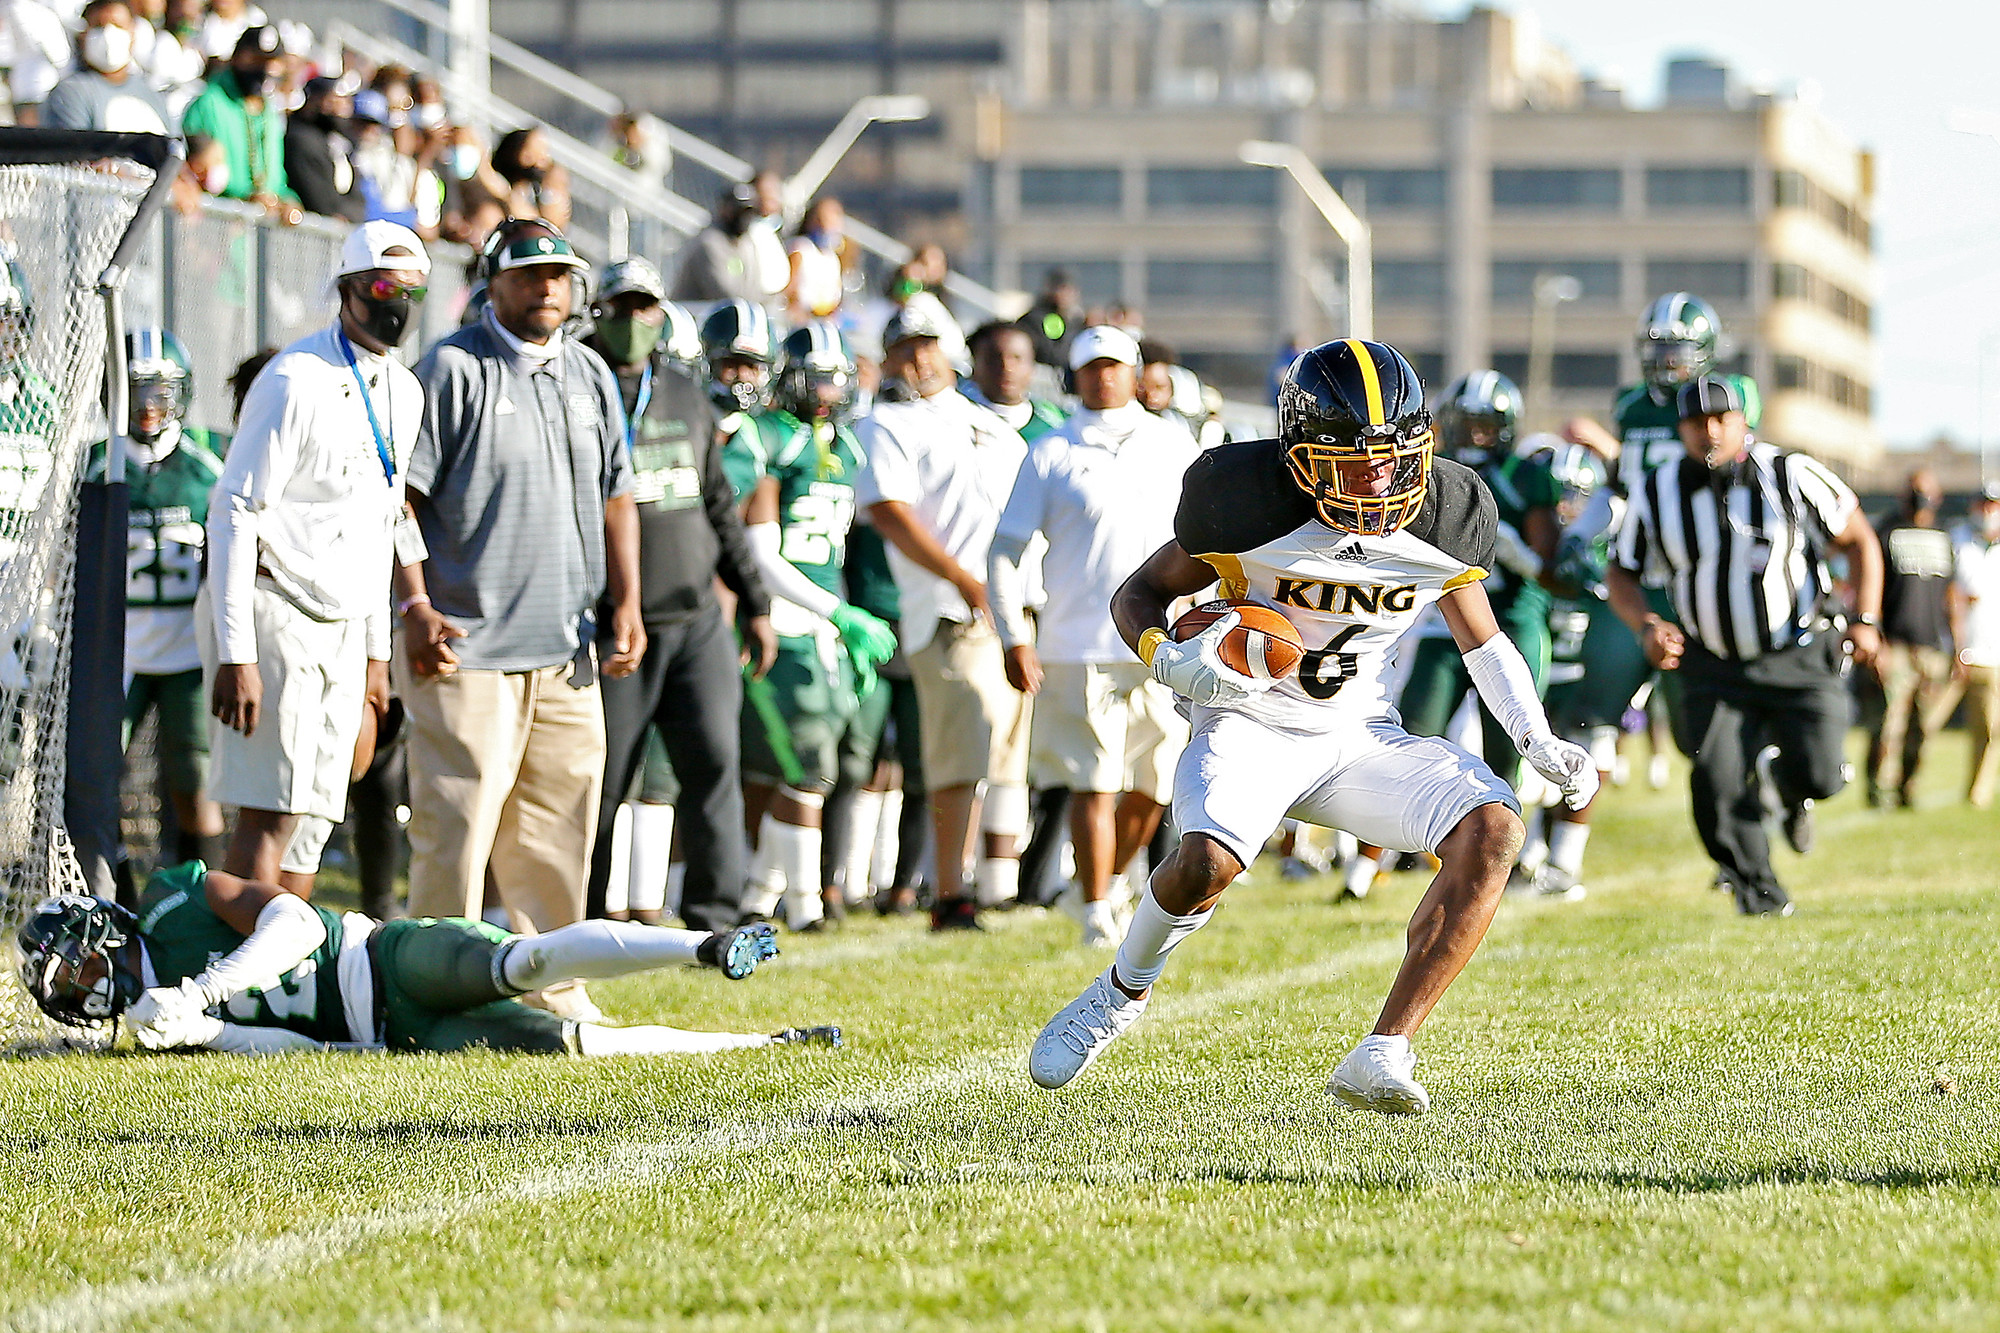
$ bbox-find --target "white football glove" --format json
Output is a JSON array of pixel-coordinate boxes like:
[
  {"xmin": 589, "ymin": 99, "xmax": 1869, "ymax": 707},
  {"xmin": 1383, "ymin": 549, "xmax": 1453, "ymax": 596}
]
[
  {"xmin": 1148, "ymin": 611, "xmax": 1273, "ymax": 709},
  {"xmin": 1524, "ymin": 735, "xmax": 1601, "ymax": 811},
  {"xmin": 126, "ymin": 978, "xmax": 223, "ymax": 1050}
]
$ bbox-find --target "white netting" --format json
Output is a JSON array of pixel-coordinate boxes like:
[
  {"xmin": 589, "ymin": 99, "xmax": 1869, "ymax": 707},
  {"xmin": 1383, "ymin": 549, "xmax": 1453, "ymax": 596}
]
[{"xmin": 0, "ymin": 162, "xmax": 150, "ymax": 1045}]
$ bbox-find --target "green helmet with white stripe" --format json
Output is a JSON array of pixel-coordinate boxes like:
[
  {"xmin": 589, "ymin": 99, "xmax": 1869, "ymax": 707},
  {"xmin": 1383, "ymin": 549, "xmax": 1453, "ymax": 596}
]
[
  {"xmin": 126, "ymin": 326, "xmax": 192, "ymax": 443},
  {"xmin": 699, "ymin": 299, "xmax": 776, "ymax": 414},
  {"xmin": 1434, "ymin": 369, "xmax": 1521, "ymax": 469},
  {"xmin": 1636, "ymin": 291, "xmax": 1720, "ymax": 392},
  {"xmin": 773, "ymin": 321, "xmax": 855, "ymax": 422}
]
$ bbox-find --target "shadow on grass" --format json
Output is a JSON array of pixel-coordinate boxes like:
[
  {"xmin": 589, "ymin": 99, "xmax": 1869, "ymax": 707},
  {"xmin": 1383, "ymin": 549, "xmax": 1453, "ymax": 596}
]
[
  {"xmin": 0, "ymin": 1113, "xmax": 711, "ymax": 1150},
  {"xmin": 1537, "ymin": 1158, "xmax": 2000, "ymax": 1192}
]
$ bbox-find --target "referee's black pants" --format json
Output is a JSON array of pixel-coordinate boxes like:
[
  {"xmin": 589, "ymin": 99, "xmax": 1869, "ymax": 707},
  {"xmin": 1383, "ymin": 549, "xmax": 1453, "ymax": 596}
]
[
  {"xmin": 1671, "ymin": 639, "xmax": 1851, "ymax": 913},
  {"xmin": 588, "ymin": 605, "xmax": 746, "ymax": 930}
]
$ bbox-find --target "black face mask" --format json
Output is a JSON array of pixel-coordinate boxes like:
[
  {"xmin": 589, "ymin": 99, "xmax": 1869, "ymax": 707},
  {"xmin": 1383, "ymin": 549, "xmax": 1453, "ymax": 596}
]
[
  {"xmin": 234, "ymin": 64, "xmax": 273, "ymax": 97},
  {"xmin": 353, "ymin": 291, "xmax": 414, "ymax": 348}
]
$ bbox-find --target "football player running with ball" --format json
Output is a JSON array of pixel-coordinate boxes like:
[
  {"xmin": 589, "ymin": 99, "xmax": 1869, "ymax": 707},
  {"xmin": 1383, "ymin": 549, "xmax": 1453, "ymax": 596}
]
[{"xmin": 1028, "ymin": 339, "xmax": 1598, "ymax": 1114}]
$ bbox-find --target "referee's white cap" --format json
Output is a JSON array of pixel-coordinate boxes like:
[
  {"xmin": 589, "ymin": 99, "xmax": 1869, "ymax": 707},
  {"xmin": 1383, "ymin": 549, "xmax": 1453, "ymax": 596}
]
[
  {"xmin": 1676, "ymin": 373, "xmax": 1745, "ymax": 420},
  {"xmin": 335, "ymin": 220, "xmax": 432, "ymax": 278},
  {"xmin": 1067, "ymin": 324, "xmax": 1141, "ymax": 370}
]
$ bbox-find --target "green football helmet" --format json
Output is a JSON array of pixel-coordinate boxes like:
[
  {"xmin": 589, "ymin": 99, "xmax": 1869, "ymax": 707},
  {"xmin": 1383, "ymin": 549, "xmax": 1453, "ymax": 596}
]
[
  {"xmin": 1434, "ymin": 369, "xmax": 1522, "ymax": 469},
  {"xmin": 773, "ymin": 322, "xmax": 855, "ymax": 422},
  {"xmin": 1636, "ymin": 292, "xmax": 1720, "ymax": 393},
  {"xmin": 16, "ymin": 894, "xmax": 143, "ymax": 1028},
  {"xmin": 699, "ymin": 299, "xmax": 776, "ymax": 414},
  {"xmin": 126, "ymin": 326, "xmax": 192, "ymax": 444},
  {"xmin": 0, "ymin": 258, "xmax": 32, "ymax": 364}
]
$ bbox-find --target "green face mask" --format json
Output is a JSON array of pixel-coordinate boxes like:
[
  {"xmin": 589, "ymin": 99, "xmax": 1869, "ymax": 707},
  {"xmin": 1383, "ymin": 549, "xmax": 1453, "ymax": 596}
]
[{"xmin": 595, "ymin": 314, "xmax": 662, "ymax": 367}]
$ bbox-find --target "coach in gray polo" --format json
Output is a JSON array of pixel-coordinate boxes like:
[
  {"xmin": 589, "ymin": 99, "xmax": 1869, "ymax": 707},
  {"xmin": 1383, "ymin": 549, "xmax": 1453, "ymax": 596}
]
[{"xmin": 392, "ymin": 219, "xmax": 642, "ymax": 1022}]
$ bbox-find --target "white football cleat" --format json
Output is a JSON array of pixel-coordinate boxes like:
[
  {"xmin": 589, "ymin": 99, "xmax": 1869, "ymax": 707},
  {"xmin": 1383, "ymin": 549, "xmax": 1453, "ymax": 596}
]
[
  {"xmin": 1080, "ymin": 898, "xmax": 1123, "ymax": 949},
  {"xmin": 1029, "ymin": 968, "xmax": 1147, "ymax": 1089},
  {"xmin": 1328, "ymin": 1034, "xmax": 1430, "ymax": 1115}
]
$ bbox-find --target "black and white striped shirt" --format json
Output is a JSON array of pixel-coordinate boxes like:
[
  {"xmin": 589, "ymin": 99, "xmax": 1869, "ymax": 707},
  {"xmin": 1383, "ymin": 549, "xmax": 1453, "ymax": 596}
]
[{"xmin": 1613, "ymin": 441, "xmax": 1859, "ymax": 661}]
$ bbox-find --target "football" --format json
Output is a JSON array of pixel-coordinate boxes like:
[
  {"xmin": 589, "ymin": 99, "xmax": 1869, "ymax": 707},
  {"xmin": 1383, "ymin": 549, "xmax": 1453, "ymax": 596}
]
[{"xmin": 1170, "ymin": 599, "xmax": 1306, "ymax": 681}]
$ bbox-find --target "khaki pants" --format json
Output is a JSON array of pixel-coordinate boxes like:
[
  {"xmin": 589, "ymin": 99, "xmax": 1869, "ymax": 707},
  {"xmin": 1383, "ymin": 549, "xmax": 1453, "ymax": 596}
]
[
  {"xmin": 1962, "ymin": 665, "xmax": 2000, "ymax": 806},
  {"xmin": 399, "ymin": 659, "xmax": 605, "ymax": 937},
  {"xmin": 907, "ymin": 617, "xmax": 1030, "ymax": 790},
  {"xmin": 1867, "ymin": 641, "xmax": 1954, "ymax": 800},
  {"xmin": 1031, "ymin": 661, "xmax": 1186, "ymax": 804}
]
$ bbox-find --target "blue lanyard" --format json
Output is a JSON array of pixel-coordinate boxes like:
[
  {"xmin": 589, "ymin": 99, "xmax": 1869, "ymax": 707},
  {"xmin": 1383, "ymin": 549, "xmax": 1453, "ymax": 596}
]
[
  {"xmin": 338, "ymin": 329, "xmax": 397, "ymax": 486},
  {"xmin": 624, "ymin": 361, "xmax": 653, "ymax": 452}
]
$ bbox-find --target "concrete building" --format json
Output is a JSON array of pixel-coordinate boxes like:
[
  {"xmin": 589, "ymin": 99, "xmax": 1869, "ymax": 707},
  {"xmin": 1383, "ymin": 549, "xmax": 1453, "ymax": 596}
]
[{"xmin": 493, "ymin": 0, "xmax": 1879, "ymax": 462}]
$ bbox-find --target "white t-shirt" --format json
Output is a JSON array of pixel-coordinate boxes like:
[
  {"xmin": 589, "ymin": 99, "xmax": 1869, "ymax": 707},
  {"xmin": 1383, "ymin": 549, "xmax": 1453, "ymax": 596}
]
[
  {"xmin": 786, "ymin": 236, "xmax": 844, "ymax": 317},
  {"xmin": 1955, "ymin": 528, "xmax": 2000, "ymax": 667},
  {"xmin": 854, "ymin": 385, "xmax": 1027, "ymax": 654},
  {"xmin": 208, "ymin": 323, "xmax": 422, "ymax": 665},
  {"xmin": 994, "ymin": 401, "xmax": 1200, "ymax": 663}
]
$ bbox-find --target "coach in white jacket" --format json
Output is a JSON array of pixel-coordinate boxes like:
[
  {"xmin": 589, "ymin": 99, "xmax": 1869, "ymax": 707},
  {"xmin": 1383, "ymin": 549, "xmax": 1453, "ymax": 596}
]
[
  {"xmin": 990, "ymin": 326, "xmax": 1202, "ymax": 948},
  {"xmin": 202, "ymin": 220, "xmax": 428, "ymax": 891}
]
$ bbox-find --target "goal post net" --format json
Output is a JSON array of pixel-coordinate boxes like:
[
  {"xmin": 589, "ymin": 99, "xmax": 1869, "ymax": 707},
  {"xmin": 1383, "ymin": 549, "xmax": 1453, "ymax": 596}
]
[{"xmin": 0, "ymin": 129, "xmax": 180, "ymax": 1047}]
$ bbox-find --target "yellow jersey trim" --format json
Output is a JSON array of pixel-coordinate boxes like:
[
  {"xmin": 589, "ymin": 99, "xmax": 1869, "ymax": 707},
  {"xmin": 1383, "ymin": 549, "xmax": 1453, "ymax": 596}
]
[
  {"xmin": 1197, "ymin": 552, "xmax": 1249, "ymax": 600},
  {"xmin": 1137, "ymin": 627, "xmax": 1169, "ymax": 666},
  {"xmin": 1344, "ymin": 337, "xmax": 1385, "ymax": 426},
  {"xmin": 1442, "ymin": 566, "xmax": 1489, "ymax": 592}
]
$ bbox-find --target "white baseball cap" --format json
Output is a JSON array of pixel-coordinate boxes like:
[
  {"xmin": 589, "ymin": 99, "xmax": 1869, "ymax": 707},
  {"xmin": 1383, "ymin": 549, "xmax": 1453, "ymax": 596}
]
[
  {"xmin": 335, "ymin": 220, "xmax": 431, "ymax": 279},
  {"xmin": 1067, "ymin": 324, "xmax": 1141, "ymax": 371}
]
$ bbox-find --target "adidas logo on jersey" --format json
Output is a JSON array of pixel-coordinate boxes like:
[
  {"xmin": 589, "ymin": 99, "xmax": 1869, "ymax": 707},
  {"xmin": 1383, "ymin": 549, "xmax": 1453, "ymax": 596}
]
[{"xmin": 1272, "ymin": 577, "xmax": 1421, "ymax": 616}]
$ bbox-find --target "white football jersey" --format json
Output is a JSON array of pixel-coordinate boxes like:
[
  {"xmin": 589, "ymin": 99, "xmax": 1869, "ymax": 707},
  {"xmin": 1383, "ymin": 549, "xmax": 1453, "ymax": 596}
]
[{"xmin": 1175, "ymin": 443, "xmax": 1497, "ymax": 735}]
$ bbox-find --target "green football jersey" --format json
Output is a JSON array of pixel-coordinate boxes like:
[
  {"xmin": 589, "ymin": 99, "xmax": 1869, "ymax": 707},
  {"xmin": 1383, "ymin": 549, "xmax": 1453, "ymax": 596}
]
[
  {"xmin": 720, "ymin": 409, "xmax": 805, "ymax": 506},
  {"xmin": 1019, "ymin": 399, "xmax": 1066, "ymax": 444},
  {"xmin": 1611, "ymin": 374, "xmax": 1761, "ymax": 497},
  {"xmin": 137, "ymin": 861, "xmax": 357, "ymax": 1044},
  {"xmin": 1480, "ymin": 453, "xmax": 1561, "ymax": 620},
  {"xmin": 86, "ymin": 428, "xmax": 224, "ymax": 609},
  {"xmin": 843, "ymin": 521, "xmax": 899, "ymax": 622},
  {"xmin": 0, "ymin": 363, "xmax": 60, "ymax": 520},
  {"xmin": 765, "ymin": 417, "xmax": 864, "ymax": 598}
]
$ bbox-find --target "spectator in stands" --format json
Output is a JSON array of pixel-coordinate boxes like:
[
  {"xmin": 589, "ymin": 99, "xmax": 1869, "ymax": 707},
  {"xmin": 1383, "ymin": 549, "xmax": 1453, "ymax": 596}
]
[
  {"xmin": 989, "ymin": 326, "xmax": 1199, "ymax": 948},
  {"xmin": 603, "ymin": 110, "xmax": 669, "ymax": 183},
  {"xmin": 491, "ymin": 125, "xmax": 572, "ymax": 233},
  {"xmin": 1867, "ymin": 468, "xmax": 1957, "ymax": 808},
  {"xmin": 410, "ymin": 76, "xmax": 446, "ymax": 134},
  {"xmin": 180, "ymin": 25, "xmax": 295, "ymax": 210},
  {"xmin": 196, "ymin": 0, "xmax": 264, "ymax": 64},
  {"xmin": 394, "ymin": 219, "xmax": 640, "ymax": 1023},
  {"xmin": 786, "ymin": 196, "xmax": 847, "ymax": 325},
  {"xmin": 348, "ymin": 91, "xmax": 412, "ymax": 224},
  {"xmin": 1020, "ymin": 268, "xmax": 1082, "ymax": 369},
  {"xmin": 1950, "ymin": 486, "xmax": 2000, "ymax": 807},
  {"xmin": 674, "ymin": 180, "xmax": 782, "ymax": 306},
  {"xmin": 284, "ymin": 74, "xmax": 365, "ymax": 223},
  {"xmin": 42, "ymin": 0, "xmax": 175, "ymax": 134},
  {"xmin": 4, "ymin": 0, "xmax": 75, "ymax": 126},
  {"xmin": 857, "ymin": 261, "xmax": 967, "ymax": 371},
  {"xmin": 131, "ymin": 0, "xmax": 204, "ymax": 110},
  {"xmin": 579, "ymin": 259, "xmax": 774, "ymax": 930},
  {"xmin": 856, "ymin": 304, "xmax": 1031, "ymax": 930},
  {"xmin": 202, "ymin": 221, "xmax": 426, "ymax": 895},
  {"xmin": 180, "ymin": 131, "xmax": 228, "ymax": 199},
  {"xmin": 746, "ymin": 168, "xmax": 790, "ymax": 303},
  {"xmin": 438, "ymin": 123, "xmax": 509, "ymax": 245}
]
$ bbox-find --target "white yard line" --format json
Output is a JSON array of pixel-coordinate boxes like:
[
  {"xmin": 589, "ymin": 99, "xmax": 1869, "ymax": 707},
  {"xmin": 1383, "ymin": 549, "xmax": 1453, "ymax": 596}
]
[{"xmin": 11, "ymin": 936, "xmax": 1405, "ymax": 1332}]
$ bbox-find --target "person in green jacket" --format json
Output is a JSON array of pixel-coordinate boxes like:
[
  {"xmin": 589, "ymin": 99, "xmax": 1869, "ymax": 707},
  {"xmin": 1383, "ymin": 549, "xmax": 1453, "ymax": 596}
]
[{"xmin": 178, "ymin": 25, "xmax": 294, "ymax": 206}]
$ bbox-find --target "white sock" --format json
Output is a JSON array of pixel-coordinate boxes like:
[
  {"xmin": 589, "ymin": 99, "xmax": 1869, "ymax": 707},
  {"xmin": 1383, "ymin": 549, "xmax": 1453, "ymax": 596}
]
[
  {"xmin": 665, "ymin": 862, "xmax": 686, "ymax": 918},
  {"xmin": 976, "ymin": 854, "xmax": 1020, "ymax": 907},
  {"xmin": 1548, "ymin": 820, "xmax": 1591, "ymax": 876},
  {"xmin": 772, "ymin": 819, "xmax": 824, "ymax": 927},
  {"xmin": 500, "ymin": 919, "xmax": 707, "ymax": 991},
  {"xmin": 604, "ymin": 803, "xmax": 633, "ymax": 916},
  {"xmin": 1110, "ymin": 883, "xmax": 1213, "ymax": 995},
  {"xmin": 628, "ymin": 802, "xmax": 675, "ymax": 914},
  {"xmin": 844, "ymin": 788, "xmax": 885, "ymax": 904},
  {"xmin": 1333, "ymin": 830, "xmax": 1358, "ymax": 867},
  {"xmin": 871, "ymin": 788, "xmax": 901, "ymax": 891},
  {"xmin": 575, "ymin": 1022, "xmax": 773, "ymax": 1056},
  {"xmin": 1344, "ymin": 850, "xmax": 1383, "ymax": 898},
  {"xmin": 740, "ymin": 811, "xmax": 788, "ymax": 918}
]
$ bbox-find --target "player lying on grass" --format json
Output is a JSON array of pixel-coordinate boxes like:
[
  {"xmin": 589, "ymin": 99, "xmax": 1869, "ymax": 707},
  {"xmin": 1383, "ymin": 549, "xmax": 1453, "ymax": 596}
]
[
  {"xmin": 1028, "ymin": 338, "xmax": 1597, "ymax": 1115},
  {"xmin": 18, "ymin": 861, "xmax": 840, "ymax": 1056}
]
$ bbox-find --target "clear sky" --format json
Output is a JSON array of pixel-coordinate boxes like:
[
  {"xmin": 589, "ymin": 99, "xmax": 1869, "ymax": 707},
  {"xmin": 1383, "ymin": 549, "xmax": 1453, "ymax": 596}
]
[{"xmin": 1420, "ymin": 0, "xmax": 2000, "ymax": 449}]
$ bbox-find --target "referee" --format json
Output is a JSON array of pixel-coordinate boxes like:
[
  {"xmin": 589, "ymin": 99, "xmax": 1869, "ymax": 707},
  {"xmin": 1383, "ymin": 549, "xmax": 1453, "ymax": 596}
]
[{"xmin": 1606, "ymin": 374, "xmax": 1883, "ymax": 915}]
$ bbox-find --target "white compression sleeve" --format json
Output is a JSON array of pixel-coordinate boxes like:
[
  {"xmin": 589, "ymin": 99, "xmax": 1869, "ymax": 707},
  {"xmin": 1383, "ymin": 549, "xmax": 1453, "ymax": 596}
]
[
  {"xmin": 627, "ymin": 802, "xmax": 675, "ymax": 914},
  {"xmin": 604, "ymin": 802, "xmax": 633, "ymax": 915},
  {"xmin": 987, "ymin": 531, "xmax": 1033, "ymax": 650},
  {"xmin": 1111, "ymin": 885, "xmax": 1214, "ymax": 994},
  {"xmin": 1462, "ymin": 633, "xmax": 1555, "ymax": 752},
  {"xmin": 575, "ymin": 1023, "xmax": 774, "ymax": 1056},
  {"xmin": 190, "ymin": 893, "xmax": 327, "ymax": 1006},
  {"xmin": 745, "ymin": 522, "xmax": 841, "ymax": 620},
  {"xmin": 500, "ymin": 920, "xmax": 707, "ymax": 992}
]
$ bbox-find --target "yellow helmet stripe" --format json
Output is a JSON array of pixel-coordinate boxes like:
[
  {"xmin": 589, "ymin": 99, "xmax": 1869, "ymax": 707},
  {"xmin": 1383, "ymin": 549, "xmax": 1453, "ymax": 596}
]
[{"xmin": 1342, "ymin": 338, "xmax": 1386, "ymax": 426}]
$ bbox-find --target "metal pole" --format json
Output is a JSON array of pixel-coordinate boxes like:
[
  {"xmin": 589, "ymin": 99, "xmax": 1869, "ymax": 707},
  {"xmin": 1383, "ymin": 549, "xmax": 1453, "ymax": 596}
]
[
  {"xmin": 783, "ymin": 95, "xmax": 930, "ymax": 224},
  {"xmin": 1239, "ymin": 141, "xmax": 1372, "ymax": 339},
  {"xmin": 1527, "ymin": 272, "xmax": 1581, "ymax": 433}
]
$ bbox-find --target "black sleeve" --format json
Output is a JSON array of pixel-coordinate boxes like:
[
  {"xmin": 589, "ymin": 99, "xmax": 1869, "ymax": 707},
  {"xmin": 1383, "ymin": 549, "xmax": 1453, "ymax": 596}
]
[
  {"xmin": 1405, "ymin": 459, "xmax": 1498, "ymax": 570},
  {"xmin": 1171, "ymin": 438, "xmax": 1315, "ymax": 554},
  {"xmin": 283, "ymin": 129, "xmax": 343, "ymax": 219},
  {"xmin": 702, "ymin": 426, "xmax": 769, "ymax": 619}
]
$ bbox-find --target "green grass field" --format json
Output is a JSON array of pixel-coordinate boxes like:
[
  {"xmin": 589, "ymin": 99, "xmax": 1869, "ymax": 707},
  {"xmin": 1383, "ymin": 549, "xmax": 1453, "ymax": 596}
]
[{"xmin": 5, "ymin": 735, "xmax": 2000, "ymax": 1332}]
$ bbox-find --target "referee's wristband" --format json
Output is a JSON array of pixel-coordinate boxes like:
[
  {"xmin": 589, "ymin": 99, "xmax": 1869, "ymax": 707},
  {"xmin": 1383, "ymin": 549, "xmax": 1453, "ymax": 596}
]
[{"xmin": 1138, "ymin": 626, "xmax": 1170, "ymax": 667}]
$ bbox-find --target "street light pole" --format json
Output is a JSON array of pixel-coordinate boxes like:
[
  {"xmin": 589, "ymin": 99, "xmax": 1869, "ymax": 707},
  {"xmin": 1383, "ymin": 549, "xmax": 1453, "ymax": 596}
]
[
  {"xmin": 1527, "ymin": 271, "xmax": 1582, "ymax": 433},
  {"xmin": 783, "ymin": 94, "xmax": 931, "ymax": 224},
  {"xmin": 1238, "ymin": 140, "xmax": 1372, "ymax": 339}
]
